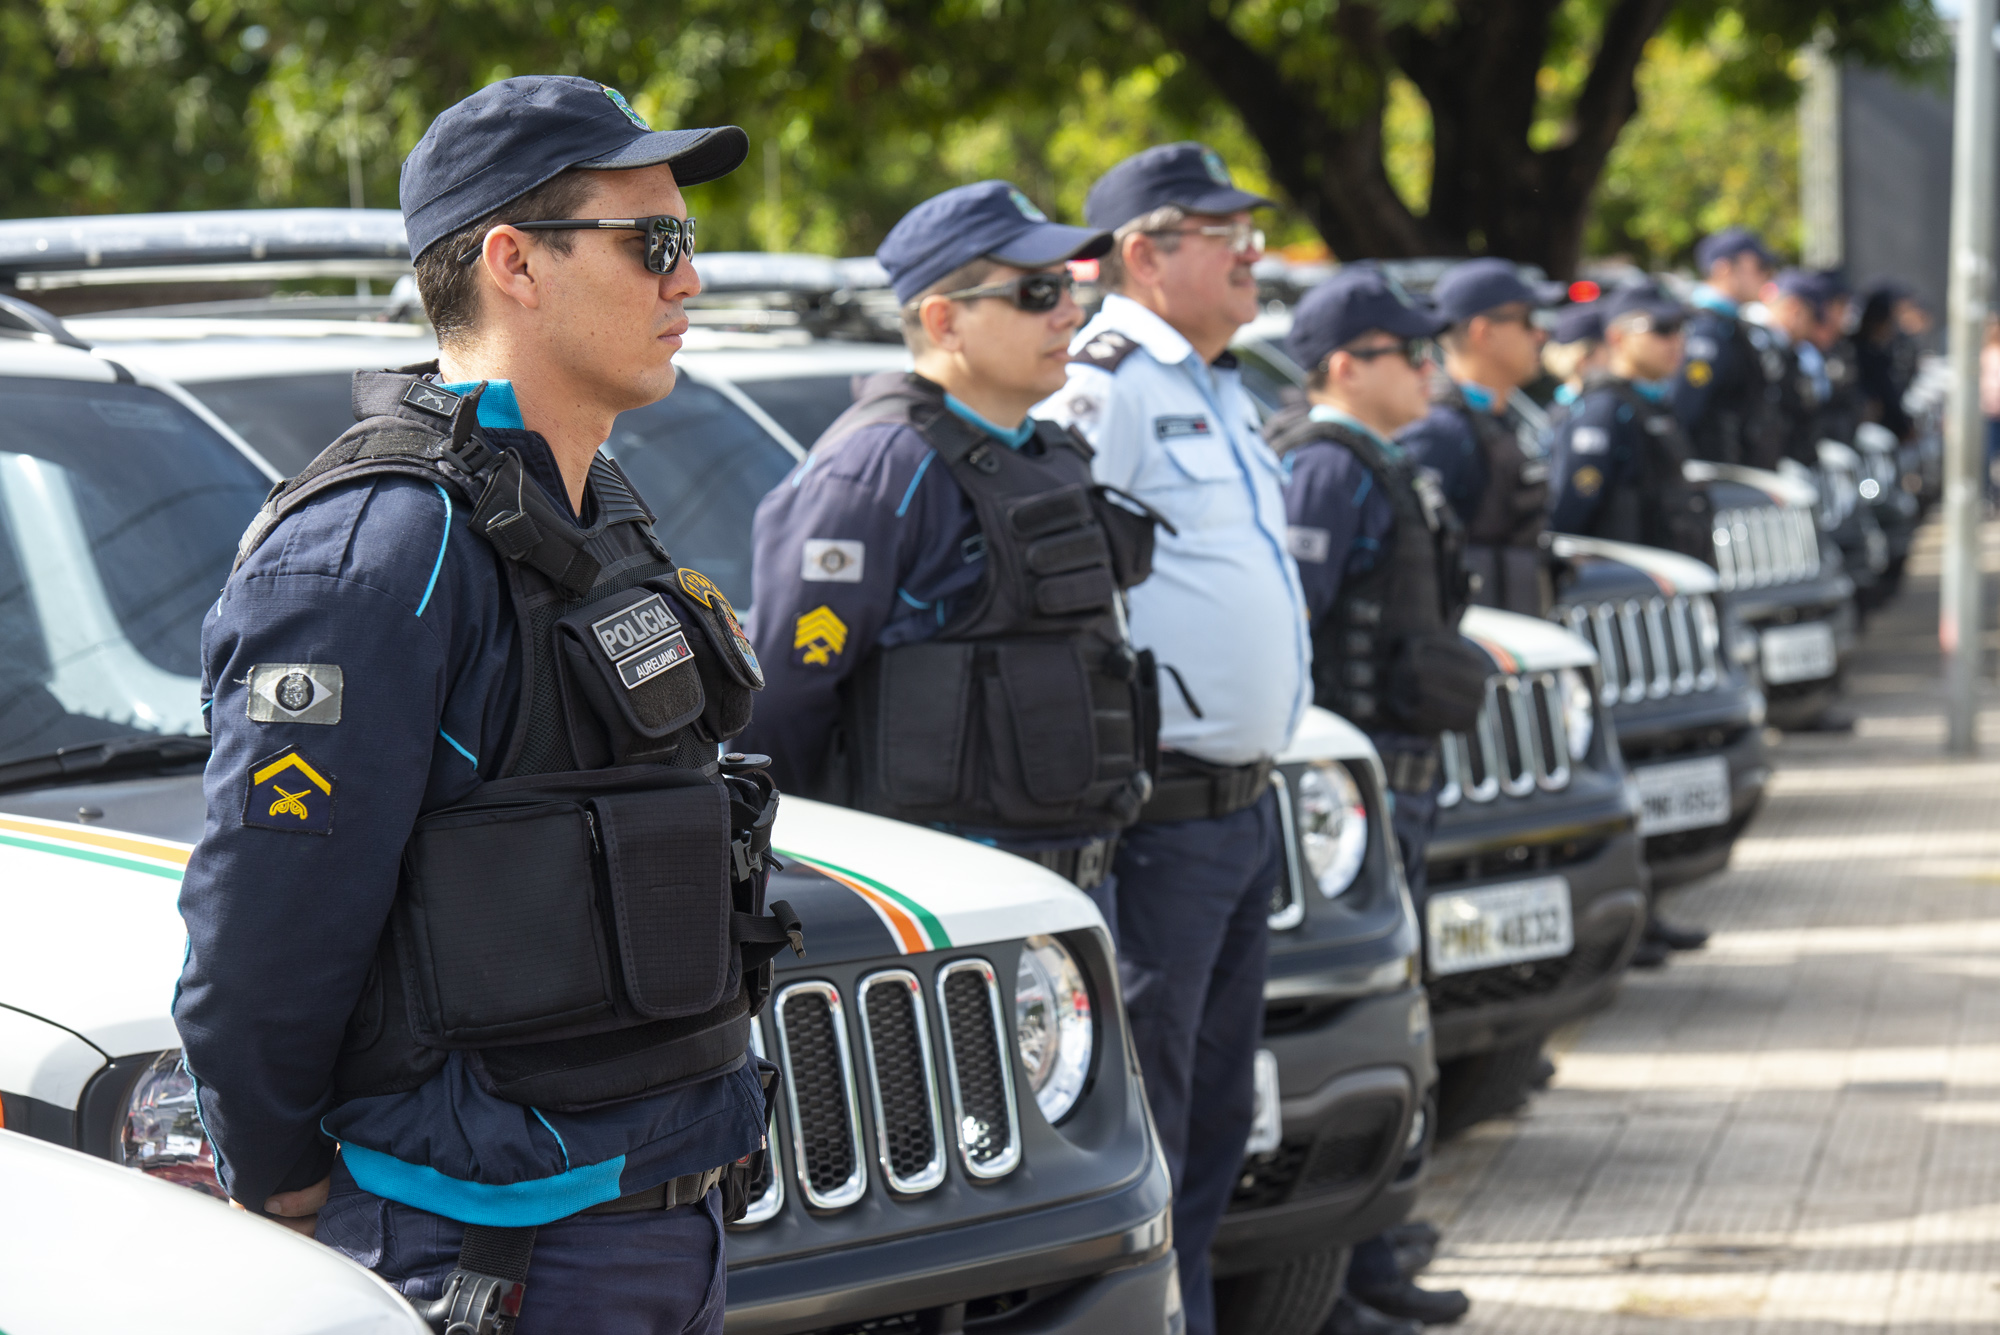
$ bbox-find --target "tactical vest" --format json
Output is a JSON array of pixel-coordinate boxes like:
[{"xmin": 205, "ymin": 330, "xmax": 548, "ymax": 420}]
[
  {"xmin": 233, "ymin": 365, "xmax": 802, "ymax": 1113},
  {"xmin": 1434, "ymin": 381, "xmax": 1551, "ymax": 616},
  {"xmin": 1266, "ymin": 408, "xmax": 1488, "ymax": 737},
  {"xmin": 832, "ymin": 374, "xmax": 1161, "ymax": 838},
  {"xmin": 1578, "ymin": 377, "xmax": 1716, "ymax": 563}
]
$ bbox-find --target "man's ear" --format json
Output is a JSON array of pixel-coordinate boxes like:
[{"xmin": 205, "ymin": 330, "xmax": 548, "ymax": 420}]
[
  {"xmin": 1120, "ymin": 232, "xmax": 1161, "ymax": 290},
  {"xmin": 478, "ymin": 225, "xmax": 544, "ymax": 313},
  {"xmin": 918, "ymin": 294, "xmax": 961, "ymax": 351}
]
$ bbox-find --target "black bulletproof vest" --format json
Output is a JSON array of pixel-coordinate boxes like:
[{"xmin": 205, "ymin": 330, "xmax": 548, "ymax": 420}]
[
  {"xmin": 234, "ymin": 365, "xmax": 799, "ymax": 1113},
  {"xmin": 1435, "ymin": 382, "xmax": 1551, "ymax": 616},
  {"xmin": 1266, "ymin": 407, "xmax": 1483, "ymax": 735},
  {"xmin": 832, "ymin": 374, "xmax": 1160, "ymax": 838},
  {"xmin": 1578, "ymin": 376, "xmax": 1717, "ymax": 563}
]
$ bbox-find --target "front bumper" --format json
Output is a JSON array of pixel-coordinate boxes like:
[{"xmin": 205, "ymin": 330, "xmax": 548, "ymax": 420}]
[{"xmin": 1728, "ymin": 571, "xmax": 1857, "ymax": 730}]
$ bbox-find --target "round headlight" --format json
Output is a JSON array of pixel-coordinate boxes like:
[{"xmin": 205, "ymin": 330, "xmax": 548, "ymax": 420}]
[
  {"xmin": 1556, "ymin": 666, "xmax": 1594, "ymax": 761},
  {"xmin": 120, "ymin": 1050, "xmax": 225, "ymax": 1198},
  {"xmin": 1015, "ymin": 935, "xmax": 1093, "ymax": 1123},
  {"xmin": 1295, "ymin": 762, "xmax": 1369, "ymax": 898}
]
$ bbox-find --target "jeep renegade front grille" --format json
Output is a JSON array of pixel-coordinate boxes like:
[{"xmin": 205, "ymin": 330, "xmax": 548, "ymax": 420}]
[
  {"xmin": 1712, "ymin": 505, "xmax": 1820, "ymax": 590},
  {"xmin": 760, "ymin": 958, "xmax": 1021, "ymax": 1221},
  {"xmin": 1556, "ymin": 594, "xmax": 1723, "ymax": 707},
  {"xmin": 1438, "ymin": 673, "xmax": 1572, "ymax": 809}
]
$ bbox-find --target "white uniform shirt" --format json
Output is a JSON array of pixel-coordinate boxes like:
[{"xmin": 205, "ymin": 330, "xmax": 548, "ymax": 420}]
[{"xmin": 1037, "ymin": 293, "xmax": 1311, "ymax": 766}]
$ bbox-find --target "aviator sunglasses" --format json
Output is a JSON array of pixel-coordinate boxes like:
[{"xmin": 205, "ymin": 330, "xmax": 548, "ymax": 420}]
[
  {"xmin": 457, "ymin": 214, "xmax": 697, "ymax": 275},
  {"xmin": 935, "ymin": 270, "xmax": 1076, "ymax": 313}
]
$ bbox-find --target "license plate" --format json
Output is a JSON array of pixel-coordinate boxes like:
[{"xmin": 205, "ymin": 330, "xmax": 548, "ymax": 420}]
[
  {"xmin": 1634, "ymin": 755, "xmax": 1732, "ymax": 836},
  {"xmin": 1426, "ymin": 877, "xmax": 1574, "ymax": 976},
  {"xmin": 1760, "ymin": 621, "xmax": 1837, "ymax": 684}
]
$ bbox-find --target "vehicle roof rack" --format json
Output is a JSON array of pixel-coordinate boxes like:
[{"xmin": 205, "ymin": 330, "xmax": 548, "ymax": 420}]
[
  {"xmin": 0, "ymin": 209, "xmax": 410, "ymax": 291},
  {"xmin": 685, "ymin": 252, "xmax": 900, "ymax": 342},
  {"xmin": 0, "ymin": 293, "xmax": 89, "ymax": 348}
]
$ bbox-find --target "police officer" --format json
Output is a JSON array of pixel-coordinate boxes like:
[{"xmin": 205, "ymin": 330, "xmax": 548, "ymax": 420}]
[
  {"xmin": 1398, "ymin": 258, "xmax": 1562, "ymax": 615},
  {"xmin": 1676, "ymin": 227, "xmax": 1780, "ymax": 467},
  {"xmin": 1757, "ymin": 268, "xmax": 1835, "ymax": 471},
  {"xmin": 739, "ymin": 181, "xmax": 1150, "ymax": 892},
  {"xmin": 1038, "ymin": 142, "xmax": 1311, "ymax": 1335},
  {"xmin": 1816, "ymin": 271, "xmax": 1863, "ymax": 447},
  {"xmin": 1545, "ymin": 301, "xmax": 1606, "ymax": 415},
  {"xmin": 174, "ymin": 76, "xmax": 799, "ymax": 1334},
  {"xmin": 1269, "ymin": 267, "xmax": 1484, "ymax": 1335}
]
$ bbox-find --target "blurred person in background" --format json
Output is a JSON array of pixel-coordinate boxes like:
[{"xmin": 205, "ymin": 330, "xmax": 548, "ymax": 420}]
[
  {"xmin": 1543, "ymin": 301, "xmax": 1607, "ymax": 416},
  {"xmin": 1753, "ymin": 268, "xmax": 1835, "ymax": 472},
  {"xmin": 1676, "ymin": 228, "xmax": 1779, "ymax": 467},
  {"xmin": 1856, "ymin": 282, "xmax": 1921, "ymax": 441},
  {"xmin": 1815, "ymin": 271, "xmax": 1862, "ymax": 448}
]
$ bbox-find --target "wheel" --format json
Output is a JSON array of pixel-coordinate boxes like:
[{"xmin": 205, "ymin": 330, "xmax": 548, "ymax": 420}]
[
  {"xmin": 1435, "ymin": 1036, "xmax": 1548, "ymax": 1140},
  {"xmin": 1213, "ymin": 1245, "xmax": 1348, "ymax": 1335}
]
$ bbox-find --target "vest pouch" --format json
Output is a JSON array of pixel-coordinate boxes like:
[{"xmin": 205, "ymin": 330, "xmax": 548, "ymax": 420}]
[
  {"xmin": 654, "ymin": 576, "xmax": 761, "ymax": 743},
  {"xmin": 590, "ymin": 784, "xmax": 736, "ymax": 1021},
  {"xmin": 857, "ymin": 640, "xmax": 977, "ymax": 809},
  {"xmin": 1387, "ymin": 631, "xmax": 1494, "ymax": 735},
  {"xmin": 981, "ymin": 640, "xmax": 1099, "ymax": 820},
  {"xmin": 1090, "ymin": 486, "xmax": 1165, "ymax": 590},
  {"xmin": 553, "ymin": 586, "xmax": 706, "ymax": 768},
  {"xmin": 397, "ymin": 800, "xmax": 618, "ymax": 1046}
]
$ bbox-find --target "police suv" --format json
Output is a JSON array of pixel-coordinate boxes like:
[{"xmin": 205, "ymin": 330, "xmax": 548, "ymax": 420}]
[{"xmin": 0, "ymin": 215, "xmax": 1431, "ymax": 1335}]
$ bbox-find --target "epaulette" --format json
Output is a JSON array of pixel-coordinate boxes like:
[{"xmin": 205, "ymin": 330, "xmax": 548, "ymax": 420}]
[{"xmin": 1071, "ymin": 330, "xmax": 1141, "ymax": 372}]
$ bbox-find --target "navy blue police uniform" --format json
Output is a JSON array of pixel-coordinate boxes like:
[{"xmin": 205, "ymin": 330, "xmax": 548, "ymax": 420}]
[
  {"xmin": 1674, "ymin": 228, "xmax": 1779, "ymax": 468},
  {"xmin": 174, "ymin": 77, "xmax": 779, "ymax": 1335},
  {"xmin": 738, "ymin": 180, "xmax": 1140, "ymax": 892}
]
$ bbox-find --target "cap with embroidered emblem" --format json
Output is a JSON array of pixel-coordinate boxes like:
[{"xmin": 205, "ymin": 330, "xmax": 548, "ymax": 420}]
[
  {"xmin": 399, "ymin": 75, "xmax": 748, "ymax": 262},
  {"xmin": 1084, "ymin": 142, "xmax": 1275, "ymax": 230},
  {"xmin": 876, "ymin": 180, "xmax": 1112, "ymax": 304}
]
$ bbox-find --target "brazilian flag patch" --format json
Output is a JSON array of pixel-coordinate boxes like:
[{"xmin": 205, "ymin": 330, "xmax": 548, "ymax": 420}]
[{"xmin": 243, "ymin": 744, "xmax": 336, "ymax": 835}]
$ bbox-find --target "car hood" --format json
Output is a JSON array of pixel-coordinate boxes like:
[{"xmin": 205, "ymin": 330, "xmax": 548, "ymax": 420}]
[
  {"xmin": 1685, "ymin": 459, "xmax": 1818, "ymax": 508},
  {"xmin": 0, "ymin": 793, "xmax": 1103, "ymax": 1055},
  {"xmin": 1460, "ymin": 605, "xmax": 1596, "ymax": 673},
  {"xmin": 1551, "ymin": 534, "xmax": 1720, "ymax": 596},
  {"xmin": 1278, "ymin": 705, "xmax": 1379, "ymax": 766}
]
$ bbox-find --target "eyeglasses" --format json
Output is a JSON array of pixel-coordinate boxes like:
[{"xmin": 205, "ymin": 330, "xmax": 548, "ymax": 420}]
[
  {"xmin": 1639, "ymin": 318, "xmax": 1686, "ymax": 337},
  {"xmin": 934, "ymin": 271, "xmax": 1076, "ymax": 313},
  {"xmin": 1145, "ymin": 222, "xmax": 1266, "ymax": 257},
  {"xmin": 1341, "ymin": 338, "xmax": 1430, "ymax": 369},
  {"xmin": 456, "ymin": 214, "xmax": 697, "ymax": 275}
]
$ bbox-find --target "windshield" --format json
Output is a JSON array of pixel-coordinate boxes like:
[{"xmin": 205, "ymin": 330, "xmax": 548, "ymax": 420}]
[
  {"xmin": 0, "ymin": 378, "xmax": 270, "ymax": 766},
  {"xmin": 192, "ymin": 372, "xmax": 355, "ymax": 477},
  {"xmin": 733, "ymin": 374, "xmax": 861, "ymax": 451}
]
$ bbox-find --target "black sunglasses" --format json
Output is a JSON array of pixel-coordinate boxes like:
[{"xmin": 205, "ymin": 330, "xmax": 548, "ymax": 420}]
[
  {"xmin": 457, "ymin": 215, "xmax": 697, "ymax": 275},
  {"xmin": 934, "ymin": 271, "xmax": 1075, "ymax": 313},
  {"xmin": 1341, "ymin": 337, "xmax": 1430, "ymax": 369}
]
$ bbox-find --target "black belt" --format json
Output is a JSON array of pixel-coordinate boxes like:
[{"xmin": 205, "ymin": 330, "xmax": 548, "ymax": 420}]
[
  {"xmin": 1021, "ymin": 835, "xmax": 1118, "ymax": 890},
  {"xmin": 1139, "ymin": 754, "xmax": 1274, "ymax": 824},
  {"xmin": 1382, "ymin": 747, "xmax": 1441, "ymax": 796},
  {"xmin": 421, "ymin": 1165, "xmax": 726, "ymax": 1333}
]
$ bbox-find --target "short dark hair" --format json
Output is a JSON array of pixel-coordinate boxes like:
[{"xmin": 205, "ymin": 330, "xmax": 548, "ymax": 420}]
[
  {"xmin": 898, "ymin": 257, "xmax": 1001, "ymax": 350},
  {"xmin": 413, "ymin": 168, "xmax": 599, "ymax": 345}
]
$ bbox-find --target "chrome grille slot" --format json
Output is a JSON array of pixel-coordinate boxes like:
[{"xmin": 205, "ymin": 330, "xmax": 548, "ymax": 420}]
[
  {"xmin": 936, "ymin": 959, "xmax": 1022, "ymax": 1179},
  {"xmin": 1714, "ymin": 504, "xmax": 1821, "ymax": 591},
  {"xmin": 1438, "ymin": 672, "xmax": 1573, "ymax": 807},
  {"xmin": 857, "ymin": 970, "xmax": 948, "ymax": 1195},
  {"xmin": 1555, "ymin": 593, "xmax": 1724, "ymax": 700},
  {"xmin": 734, "ymin": 1022, "xmax": 784, "ymax": 1225},
  {"xmin": 1268, "ymin": 770, "xmax": 1307, "ymax": 930},
  {"xmin": 775, "ymin": 981, "xmax": 867, "ymax": 1211}
]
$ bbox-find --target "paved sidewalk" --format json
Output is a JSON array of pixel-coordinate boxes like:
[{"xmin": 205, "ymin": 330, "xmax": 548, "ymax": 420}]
[{"xmin": 1419, "ymin": 519, "xmax": 2000, "ymax": 1332}]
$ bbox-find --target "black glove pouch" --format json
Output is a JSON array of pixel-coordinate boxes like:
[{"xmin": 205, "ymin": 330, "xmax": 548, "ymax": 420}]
[
  {"xmin": 722, "ymin": 1059, "xmax": 782, "ymax": 1224},
  {"xmin": 1090, "ymin": 484, "xmax": 1174, "ymax": 590},
  {"xmin": 1387, "ymin": 631, "xmax": 1494, "ymax": 736}
]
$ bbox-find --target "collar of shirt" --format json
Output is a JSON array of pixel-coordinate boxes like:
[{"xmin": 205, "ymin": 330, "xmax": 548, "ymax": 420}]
[
  {"xmin": 1553, "ymin": 382, "xmax": 1581, "ymax": 407},
  {"xmin": 1095, "ymin": 292, "xmax": 1205, "ymax": 368},
  {"xmin": 1691, "ymin": 285, "xmax": 1739, "ymax": 318},
  {"xmin": 1456, "ymin": 379, "xmax": 1505, "ymax": 413},
  {"xmin": 439, "ymin": 378, "xmax": 579, "ymax": 522},
  {"xmin": 1632, "ymin": 378, "xmax": 1673, "ymax": 404},
  {"xmin": 943, "ymin": 393, "xmax": 1036, "ymax": 448},
  {"xmin": 1307, "ymin": 404, "xmax": 1406, "ymax": 460},
  {"xmin": 437, "ymin": 377, "xmax": 527, "ymax": 429}
]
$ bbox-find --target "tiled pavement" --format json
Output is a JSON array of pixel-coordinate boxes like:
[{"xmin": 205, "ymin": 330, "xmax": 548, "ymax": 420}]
[{"xmin": 1417, "ymin": 518, "xmax": 2000, "ymax": 1332}]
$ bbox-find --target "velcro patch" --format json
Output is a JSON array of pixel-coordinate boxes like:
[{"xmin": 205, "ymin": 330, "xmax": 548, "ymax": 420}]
[
  {"xmin": 246, "ymin": 663, "xmax": 344, "ymax": 725},
  {"xmin": 243, "ymin": 745, "xmax": 335, "ymax": 835},
  {"xmin": 801, "ymin": 539, "xmax": 865, "ymax": 583},
  {"xmin": 1683, "ymin": 335, "xmax": 1718, "ymax": 360},
  {"xmin": 795, "ymin": 605, "xmax": 849, "ymax": 666},
  {"xmin": 592, "ymin": 593, "xmax": 694, "ymax": 691},
  {"xmin": 1286, "ymin": 526, "xmax": 1332, "ymax": 563},
  {"xmin": 1570, "ymin": 426, "xmax": 1610, "ymax": 456},
  {"xmin": 402, "ymin": 381, "xmax": 461, "ymax": 418},
  {"xmin": 1154, "ymin": 415, "xmax": 1212, "ymax": 440}
]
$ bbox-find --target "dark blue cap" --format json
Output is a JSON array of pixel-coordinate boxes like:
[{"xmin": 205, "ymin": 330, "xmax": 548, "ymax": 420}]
[
  {"xmin": 1599, "ymin": 280, "xmax": 1689, "ymax": 329},
  {"xmin": 1694, "ymin": 227, "xmax": 1775, "ymax": 272},
  {"xmin": 1815, "ymin": 267, "xmax": 1852, "ymax": 299},
  {"xmin": 1285, "ymin": 265, "xmax": 1446, "ymax": 371},
  {"xmin": 1083, "ymin": 142, "xmax": 1274, "ymax": 231},
  {"xmin": 1773, "ymin": 267, "xmax": 1832, "ymax": 314},
  {"xmin": 1549, "ymin": 302, "xmax": 1603, "ymax": 345},
  {"xmin": 1431, "ymin": 257, "xmax": 1565, "ymax": 325},
  {"xmin": 400, "ymin": 76, "xmax": 748, "ymax": 262},
  {"xmin": 875, "ymin": 181, "xmax": 1111, "ymax": 304}
]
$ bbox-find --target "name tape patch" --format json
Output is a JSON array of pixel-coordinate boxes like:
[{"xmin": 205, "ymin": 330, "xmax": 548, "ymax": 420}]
[
  {"xmin": 243, "ymin": 745, "xmax": 335, "ymax": 835},
  {"xmin": 801, "ymin": 539, "xmax": 865, "ymax": 583},
  {"xmin": 591, "ymin": 593, "xmax": 681, "ymax": 660},
  {"xmin": 1154, "ymin": 415, "xmax": 1212, "ymax": 440},
  {"xmin": 246, "ymin": 663, "xmax": 344, "ymax": 725},
  {"xmin": 617, "ymin": 632, "xmax": 695, "ymax": 689}
]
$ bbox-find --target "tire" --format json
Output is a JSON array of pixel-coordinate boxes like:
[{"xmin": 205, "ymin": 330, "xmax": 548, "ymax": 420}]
[
  {"xmin": 1435, "ymin": 1036, "xmax": 1548, "ymax": 1140},
  {"xmin": 1213, "ymin": 1245, "xmax": 1348, "ymax": 1335}
]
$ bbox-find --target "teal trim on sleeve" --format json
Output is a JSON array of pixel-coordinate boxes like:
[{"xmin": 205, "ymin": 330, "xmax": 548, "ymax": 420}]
[
  {"xmin": 531, "ymin": 1109, "xmax": 572, "ymax": 1171},
  {"xmin": 439, "ymin": 730, "xmax": 478, "ymax": 767},
  {"xmin": 340, "ymin": 1143, "xmax": 626, "ymax": 1226},
  {"xmin": 416, "ymin": 483, "xmax": 451, "ymax": 618},
  {"xmin": 896, "ymin": 450, "xmax": 936, "ymax": 517},
  {"xmin": 437, "ymin": 378, "xmax": 526, "ymax": 430},
  {"xmin": 896, "ymin": 587, "xmax": 931, "ymax": 609}
]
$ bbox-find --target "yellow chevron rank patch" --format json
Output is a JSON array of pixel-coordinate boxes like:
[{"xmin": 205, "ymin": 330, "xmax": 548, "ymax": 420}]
[
  {"xmin": 795, "ymin": 605, "xmax": 849, "ymax": 666},
  {"xmin": 243, "ymin": 745, "xmax": 335, "ymax": 835}
]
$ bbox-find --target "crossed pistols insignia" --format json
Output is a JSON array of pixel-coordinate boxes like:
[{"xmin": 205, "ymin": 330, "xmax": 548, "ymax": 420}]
[
  {"xmin": 242, "ymin": 745, "xmax": 335, "ymax": 835},
  {"xmin": 795, "ymin": 606, "xmax": 849, "ymax": 666}
]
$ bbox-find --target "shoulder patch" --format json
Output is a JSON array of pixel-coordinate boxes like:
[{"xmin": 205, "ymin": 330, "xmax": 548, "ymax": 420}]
[
  {"xmin": 1286, "ymin": 526, "xmax": 1332, "ymax": 563},
  {"xmin": 801, "ymin": 539, "xmax": 865, "ymax": 583},
  {"xmin": 1571, "ymin": 465, "xmax": 1603, "ymax": 498},
  {"xmin": 794, "ymin": 605, "xmax": 849, "ymax": 666},
  {"xmin": 246, "ymin": 663, "xmax": 344, "ymax": 725},
  {"xmin": 1685, "ymin": 360, "xmax": 1713, "ymax": 388},
  {"xmin": 1072, "ymin": 331, "xmax": 1141, "ymax": 372},
  {"xmin": 1569, "ymin": 426, "xmax": 1610, "ymax": 456},
  {"xmin": 244, "ymin": 745, "xmax": 335, "ymax": 835},
  {"xmin": 678, "ymin": 567, "xmax": 722, "ymax": 608},
  {"xmin": 1683, "ymin": 335, "xmax": 1718, "ymax": 360}
]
